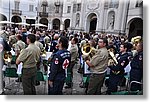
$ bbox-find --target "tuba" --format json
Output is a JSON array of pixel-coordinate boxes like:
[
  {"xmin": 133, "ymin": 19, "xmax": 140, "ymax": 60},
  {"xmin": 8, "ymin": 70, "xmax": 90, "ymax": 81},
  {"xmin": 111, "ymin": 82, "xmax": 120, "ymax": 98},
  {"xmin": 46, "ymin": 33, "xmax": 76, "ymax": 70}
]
[
  {"xmin": 108, "ymin": 48, "xmax": 118, "ymax": 66},
  {"xmin": 81, "ymin": 43, "xmax": 97, "ymax": 60},
  {"xmin": 3, "ymin": 51, "xmax": 12, "ymax": 62}
]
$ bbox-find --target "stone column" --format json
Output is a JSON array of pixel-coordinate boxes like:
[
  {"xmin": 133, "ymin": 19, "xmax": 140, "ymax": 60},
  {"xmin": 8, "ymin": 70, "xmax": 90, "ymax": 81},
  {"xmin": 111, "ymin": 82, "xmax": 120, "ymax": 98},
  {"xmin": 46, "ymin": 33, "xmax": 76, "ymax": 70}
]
[
  {"xmin": 60, "ymin": 23, "xmax": 64, "ymax": 30},
  {"xmin": 80, "ymin": 0, "xmax": 86, "ymax": 31},
  {"xmin": 98, "ymin": 0, "xmax": 105, "ymax": 32},
  {"xmin": 48, "ymin": 20, "xmax": 52, "ymax": 30},
  {"xmin": 114, "ymin": 1, "xmax": 124, "ymax": 33},
  {"xmin": 120, "ymin": 0, "xmax": 130, "ymax": 34}
]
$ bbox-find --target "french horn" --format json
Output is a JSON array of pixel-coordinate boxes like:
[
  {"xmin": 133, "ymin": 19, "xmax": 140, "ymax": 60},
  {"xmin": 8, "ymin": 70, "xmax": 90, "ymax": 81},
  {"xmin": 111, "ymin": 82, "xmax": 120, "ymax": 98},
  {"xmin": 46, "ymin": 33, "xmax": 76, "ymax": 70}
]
[{"xmin": 3, "ymin": 51, "xmax": 12, "ymax": 62}]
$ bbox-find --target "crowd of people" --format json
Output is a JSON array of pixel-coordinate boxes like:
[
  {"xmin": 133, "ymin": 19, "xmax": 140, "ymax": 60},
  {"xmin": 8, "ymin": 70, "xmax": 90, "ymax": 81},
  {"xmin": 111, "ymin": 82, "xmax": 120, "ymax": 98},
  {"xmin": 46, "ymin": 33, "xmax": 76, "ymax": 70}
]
[{"xmin": 0, "ymin": 25, "xmax": 143, "ymax": 95}]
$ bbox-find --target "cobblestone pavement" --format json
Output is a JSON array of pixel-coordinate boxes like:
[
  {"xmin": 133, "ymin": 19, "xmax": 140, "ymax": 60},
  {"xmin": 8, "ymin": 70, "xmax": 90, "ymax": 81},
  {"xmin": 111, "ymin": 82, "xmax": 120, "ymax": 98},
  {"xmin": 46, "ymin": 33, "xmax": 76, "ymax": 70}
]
[
  {"xmin": 2, "ymin": 62, "xmax": 88, "ymax": 95},
  {"xmin": 2, "ymin": 61, "xmax": 127, "ymax": 95}
]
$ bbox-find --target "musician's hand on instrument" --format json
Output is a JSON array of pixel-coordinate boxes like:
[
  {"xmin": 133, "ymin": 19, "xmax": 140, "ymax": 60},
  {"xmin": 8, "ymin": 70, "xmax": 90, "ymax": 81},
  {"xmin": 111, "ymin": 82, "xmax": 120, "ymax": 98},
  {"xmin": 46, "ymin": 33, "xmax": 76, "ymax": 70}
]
[
  {"xmin": 84, "ymin": 56, "xmax": 90, "ymax": 61},
  {"xmin": 82, "ymin": 55, "xmax": 89, "ymax": 61}
]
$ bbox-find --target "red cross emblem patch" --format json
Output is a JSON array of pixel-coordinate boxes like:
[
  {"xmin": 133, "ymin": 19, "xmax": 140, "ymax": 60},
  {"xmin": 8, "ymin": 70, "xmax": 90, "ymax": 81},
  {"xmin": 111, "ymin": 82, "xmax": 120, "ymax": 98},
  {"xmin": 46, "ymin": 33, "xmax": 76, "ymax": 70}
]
[
  {"xmin": 62, "ymin": 59, "xmax": 70, "ymax": 69},
  {"xmin": 54, "ymin": 58, "xmax": 59, "ymax": 64}
]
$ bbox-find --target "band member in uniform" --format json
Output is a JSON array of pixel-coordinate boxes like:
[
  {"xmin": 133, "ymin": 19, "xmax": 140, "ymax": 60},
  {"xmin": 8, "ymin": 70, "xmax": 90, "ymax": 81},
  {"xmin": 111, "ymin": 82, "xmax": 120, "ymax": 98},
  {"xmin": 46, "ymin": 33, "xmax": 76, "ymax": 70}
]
[
  {"xmin": 65, "ymin": 37, "xmax": 78, "ymax": 88},
  {"xmin": 130, "ymin": 41, "xmax": 143, "ymax": 91},
  {"xmin": 85, "ymin": 38, "xmax": 109, "ymax": 95},
  {"xmin": 35, "ymin": 35, "xmax": 44, "ymax": 51},
  {"xmin": 107, "ymin": 43, "xmax": 129, "ymax": 94},
  {"xmin": 21, "ymin": 28, "xmax": 28, "ymax": 44},
  {"xmin": 14, "ymin": 34, "xmax": 26, "ymax": 82},
  {"xmin": 48, "ymin": 36, "xmax": 71, "ymax": 95},
  {"xmin": 35, "ymin": 35, "xmax": 44, "ymax": 71},
  {"xmin": 16, "ymin": 34, "xmax": 41, "ymax": 95},
  {"xmin": 15, "ymin": 34, "xmax": 26, "ymax": 57}
]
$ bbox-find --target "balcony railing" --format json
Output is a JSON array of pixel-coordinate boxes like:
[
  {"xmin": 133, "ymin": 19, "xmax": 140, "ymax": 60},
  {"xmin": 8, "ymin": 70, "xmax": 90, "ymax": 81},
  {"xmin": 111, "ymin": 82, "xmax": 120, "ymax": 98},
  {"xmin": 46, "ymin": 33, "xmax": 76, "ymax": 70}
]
[
  {"xmin": 39, "ymin": 12, "xmax": 48, "ymax": 18},
  {"xmin": 12, "ymin": 9, "xmax": 22, "ymax": 15}
]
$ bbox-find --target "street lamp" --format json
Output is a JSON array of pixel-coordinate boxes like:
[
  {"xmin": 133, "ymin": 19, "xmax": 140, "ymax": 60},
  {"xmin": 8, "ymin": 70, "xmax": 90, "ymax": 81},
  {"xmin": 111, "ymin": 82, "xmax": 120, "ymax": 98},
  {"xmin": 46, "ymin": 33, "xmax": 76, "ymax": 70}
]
[{"xmin": 8, "ymin": 0, "xmax": 11, "ymax": 27}]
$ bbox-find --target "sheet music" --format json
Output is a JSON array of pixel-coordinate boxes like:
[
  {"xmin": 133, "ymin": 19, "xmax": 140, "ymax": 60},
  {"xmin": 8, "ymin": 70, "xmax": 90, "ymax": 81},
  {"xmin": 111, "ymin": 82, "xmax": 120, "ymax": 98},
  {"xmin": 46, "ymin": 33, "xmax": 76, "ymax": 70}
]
[
  {"xmin": 124, "ymin": 62, "xmax": 131, "ymax": 73},
  {"xmin": 84, "ymin": 62, "xmax": 91, "ymax": 74},
  {"xmin": 17, "ymin": 62, "xmax": 23, "ymax": 75},
  {"xmin": 2, "ymin": 65, "xmax": 7, "ymax": 71},
  {"xmin": 42, "ymin": 52, "xmax": 52, "ymax": 60}
]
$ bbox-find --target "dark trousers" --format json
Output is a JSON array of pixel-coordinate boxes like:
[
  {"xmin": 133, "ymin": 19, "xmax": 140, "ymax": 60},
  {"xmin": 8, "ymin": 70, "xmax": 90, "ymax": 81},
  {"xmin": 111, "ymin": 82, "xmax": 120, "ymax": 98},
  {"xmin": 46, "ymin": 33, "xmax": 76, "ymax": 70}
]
[
  {"xmin": 130, "ymin": 70, "xmax": 142, "ymax": 91},
  {"xmin": 87, "ymin": 73, "xmax": 105, "ymax": 95},
  {"xmin": 22, "ymin": 67, "xmax": 37, "ymax": 95},
  {"xmin": 107, "ymin": 73, "xmax": 124, "ymax": 94},
  {"xmin": 48, "ymin": 80, "xmax": 64, "ymax": 95}
]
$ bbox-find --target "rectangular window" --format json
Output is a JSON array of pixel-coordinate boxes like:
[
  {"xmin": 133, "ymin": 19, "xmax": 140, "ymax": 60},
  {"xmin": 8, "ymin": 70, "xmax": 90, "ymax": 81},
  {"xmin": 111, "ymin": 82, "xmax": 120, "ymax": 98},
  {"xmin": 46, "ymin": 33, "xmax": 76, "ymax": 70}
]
[
  {"xmin": 67, "ymin": 6, "xmax": 71, "ymax": 13},
  {"xmin": 109, "ymin": 0, "xmax": 119, "ymax": 8},
  {"xmin": 77, "ymin": 3, "xmax": 81, "ymax": 11},
  {"xmin": 104, "ymin": 0, "xmax": 109, "ymax": 9},
  {"xmin": 73, "ymin": 4, "xmax": 76, "ymax": 13},
  {"xmin": 15, "ymin": 1, "xmax": 20, "ymax": 10},
  {"xmin": 29, "ymin": 5, "xmax": 34, "ymax": 11},
  {"xmin": 43, "ymin": 5, "xmax": 46, "ymax": 12},
  {"xmin": 55, "ymin": 6, "xmax": 59, "ymax": 13}
]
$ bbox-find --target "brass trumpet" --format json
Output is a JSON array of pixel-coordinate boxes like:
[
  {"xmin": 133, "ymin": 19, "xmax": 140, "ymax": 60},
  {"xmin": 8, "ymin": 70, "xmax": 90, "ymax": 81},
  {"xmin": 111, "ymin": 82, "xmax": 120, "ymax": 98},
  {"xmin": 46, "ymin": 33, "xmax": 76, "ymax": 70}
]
[{"xmin": 3, "ymin": 51, "xmax": 12, "ymax": 62}]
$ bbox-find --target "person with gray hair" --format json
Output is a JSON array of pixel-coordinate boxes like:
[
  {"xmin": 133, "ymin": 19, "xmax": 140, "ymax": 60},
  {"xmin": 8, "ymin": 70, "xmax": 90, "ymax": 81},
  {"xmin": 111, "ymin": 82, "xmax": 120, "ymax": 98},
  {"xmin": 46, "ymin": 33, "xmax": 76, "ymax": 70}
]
[{"xmin": 50, "ymin": 34, "xmax": 59, "ymax": 53}]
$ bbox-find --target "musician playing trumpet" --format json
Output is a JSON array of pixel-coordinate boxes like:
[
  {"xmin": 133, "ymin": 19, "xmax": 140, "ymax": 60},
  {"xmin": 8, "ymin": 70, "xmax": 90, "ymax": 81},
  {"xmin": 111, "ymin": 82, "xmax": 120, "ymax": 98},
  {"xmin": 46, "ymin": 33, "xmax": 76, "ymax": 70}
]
[
  {"xmin": 85, "ymin": 38, "xmax": 109, "ymax": 95},
  {"xmin": 106, "ymin": 42, "xmax": 130, "ymax": 94}
]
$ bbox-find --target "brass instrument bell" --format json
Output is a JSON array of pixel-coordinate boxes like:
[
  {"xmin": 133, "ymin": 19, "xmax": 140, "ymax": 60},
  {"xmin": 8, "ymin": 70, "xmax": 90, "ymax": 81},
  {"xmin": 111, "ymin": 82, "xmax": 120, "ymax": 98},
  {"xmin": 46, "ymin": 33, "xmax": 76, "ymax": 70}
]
[
  {"xmin": 131, "ymin": 36, "xmax": 141, "ymax": 45},
  {"xmin": 3, "ymin": 51, "xmax": 12, "ymax": 62},
  {"xmin": 81, "ymin": 43, "xmax": 97, "ymax": 59}
]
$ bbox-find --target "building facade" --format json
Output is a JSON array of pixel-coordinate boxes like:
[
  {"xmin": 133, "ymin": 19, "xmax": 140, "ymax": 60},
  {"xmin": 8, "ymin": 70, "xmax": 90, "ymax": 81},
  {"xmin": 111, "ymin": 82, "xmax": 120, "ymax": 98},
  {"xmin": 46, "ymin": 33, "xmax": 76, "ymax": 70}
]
[
  {"xmin": 0, "ymin": 0, "xmax": 37, "ymax": 27},
  {"xmin": 0, "ymin": 0, "xmax": 143, "ymax": 40}
]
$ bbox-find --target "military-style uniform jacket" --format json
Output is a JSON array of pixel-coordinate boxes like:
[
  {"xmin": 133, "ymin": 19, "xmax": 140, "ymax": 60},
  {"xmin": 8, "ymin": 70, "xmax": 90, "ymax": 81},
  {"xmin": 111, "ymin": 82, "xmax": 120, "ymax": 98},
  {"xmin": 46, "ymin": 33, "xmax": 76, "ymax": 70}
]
[
  {"xmin": 110, "ymin": 52, "xmax": 129, "ymax": 75},
  {"xmin": 90, "ymin": 47, "xmax": 108, "ymax": 74},
  {"xmin": 69, "ymin": 44, "xmax": 78, "ymax": 62},
  {"xmin": 50, "ymin": 40, "xmax": 58, "ymax": 53},
  {"xmin": 48, "ymin": 49, "xmax": 71, "ymax": 81},
  {"xmin": 35, "ymin": 41, "xmax": 44, "ymax": 51},
  {"xmin": 17, "ymin": 44, "xmax": 41, "ymax": 68},
  {"xmin": 130, "ymin": 51, "xmax": 143, "ymax": 79},
  {"xmin": 15, "ymin": 40, "xmax": 26, "ymax": 52}
]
